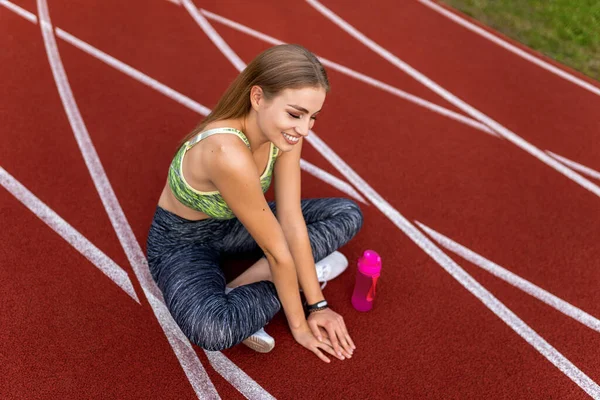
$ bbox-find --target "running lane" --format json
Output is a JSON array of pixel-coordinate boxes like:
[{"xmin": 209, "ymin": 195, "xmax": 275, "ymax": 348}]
[
  {"xmin": 0, "ymin": 7, "xmax": 217, "ymax": 400},
  {"xmin": 167, "ymin": 10, "xmax": 600, "ymax": 395},
  {"xmin": 3, "ymin": 0, "xmax": 600, "ymax": 398},
  {"xmin": 186, "ymin": 0, "xmax": 469, "ymax": 117},
  {"xmin": 312, "ymin": 0, "xmax": 600, "ymax": 175}
]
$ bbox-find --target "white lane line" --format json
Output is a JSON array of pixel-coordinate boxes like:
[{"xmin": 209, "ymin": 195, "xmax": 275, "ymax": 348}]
[
  {"xmin": 35, "ymin": 1, "xmax": 218, "ymax": 398},
  {"xmin": 180, "ymin": 0, "xmax": 600, "ymax": 396},
  {"xmin": 180, "ymin": 0, "xmax": 245, "ymax": 72},
  {"xmin": 0, "ymin": 0, "xmax": 37, "ymax": 23},
  {"xmin": 547, "ymin": 152, "xmax": 600, "ymax": 182},
  {"xmin": 57, "ymin": 19, "xmax": 364, "ymax": 212},
  {"xmin": 55, "ymin": 28, "xmax": 211, "ymax": 116},
  {"xmin": 144, "ymin": 289, "xmax": 220, "ymax": 399},
  {"xmin": 418, "ymin": 0, "xmax": 600, "ymax": 98},
  {"xmin": 300, "ymin": 159, "xmax": 367, "ymax": 204},
  {"xmin": 306, "ymin": 132, "xmax": 600, "ymax": 398},
  {"xmin": 199, "ymin": 8, "xmax": 496, "ymax": 137},
  {"xmin": 307, "ymin": 0, "xmax": 600, "ymax": 202},
  {"xmin": 417, "ymin": 221, "xmax": 600, "ymax": 333},
  {"xmin": 57, "ymin": 23, "xmax": 362, "ymax": 214},
  {"xmin": 180, "ymin": 3, "xmax": 279, "ymax": 398},
  {"xmin": 12, "ymin": 0, "xmax": 597, "ymax": 395},
  {"xmin": 204, "ymin": 351, "xmax": 276, "ymax": 400},
  {"xmin": 308, "ymin": 118, "xmax": 600, "ymax": 400},
  {"xmin": 0, "ymin": 167, "xmax": 139, "ymax": 303},
  {"xmin": 57, "ymin": 14, "xmax": 340, "ymax": 399}
]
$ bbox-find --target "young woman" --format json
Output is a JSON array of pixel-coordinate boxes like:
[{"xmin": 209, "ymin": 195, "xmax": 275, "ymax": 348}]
[{"xmin": 146, "ymin": 44, "xmax": 363, "ymax": 363}]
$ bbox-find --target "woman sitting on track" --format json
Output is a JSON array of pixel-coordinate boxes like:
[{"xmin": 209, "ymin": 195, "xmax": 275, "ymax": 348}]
[{"xmin": 146, "ymin": 44, "xmax": 362, "ymax": 363}]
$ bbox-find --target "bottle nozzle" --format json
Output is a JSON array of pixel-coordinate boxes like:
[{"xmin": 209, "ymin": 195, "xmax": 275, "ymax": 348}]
[
  {"xmin": 358, "ymin": 250, "xmax": 382, "ymax": 276},
  {"xmin": 363, "ymin": 250, "xmax": 381, "ymax": 266}
]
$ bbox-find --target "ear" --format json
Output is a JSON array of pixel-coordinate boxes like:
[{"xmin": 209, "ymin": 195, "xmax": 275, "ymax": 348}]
[{"xmin": 250, "ymin": 85, "xmax": 264, "ymax": 110}]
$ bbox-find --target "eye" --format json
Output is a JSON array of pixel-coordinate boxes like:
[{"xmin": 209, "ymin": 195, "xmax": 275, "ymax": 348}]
[
  {"xmin": 310, "ymin": 116, "xmax": 318, "ymax": 121},
  {"xmin": 287, "ymin": 112, "xmax": 301, "ymax": 119}
]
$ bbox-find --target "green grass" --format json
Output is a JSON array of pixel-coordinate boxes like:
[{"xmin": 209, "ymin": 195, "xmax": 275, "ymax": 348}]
[{"xmin": 440, "ymin": 0, "xmax": 600, "ymax": 80}]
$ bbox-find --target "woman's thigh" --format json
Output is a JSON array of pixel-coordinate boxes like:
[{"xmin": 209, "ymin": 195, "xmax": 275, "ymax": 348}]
[
  {"xmin": 218, "ymin": 198, "xmax": 363, "ymax": 261},
  {"xmin": 151, "ymin": 242, "xmax": 280, "ymax": 350}
]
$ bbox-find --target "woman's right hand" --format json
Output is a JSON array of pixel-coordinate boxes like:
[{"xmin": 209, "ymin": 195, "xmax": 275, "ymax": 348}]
[{"xmin": 291, "ymin": 323, "xmax": 345, "ymax": 363}]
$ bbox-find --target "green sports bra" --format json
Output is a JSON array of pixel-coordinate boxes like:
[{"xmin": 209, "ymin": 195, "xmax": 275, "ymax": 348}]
[{"xmin": 168, "ymin": 127, "xmax": 279, "ymax": 220}]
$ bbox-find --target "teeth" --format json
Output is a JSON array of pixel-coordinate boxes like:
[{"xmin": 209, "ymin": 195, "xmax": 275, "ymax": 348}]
[{"xmin": 283, "ymin": 133, "xmax": 299, "ymax": 143}]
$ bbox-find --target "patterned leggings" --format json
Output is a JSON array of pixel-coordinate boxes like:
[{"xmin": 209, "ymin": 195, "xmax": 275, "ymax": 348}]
[{"xmin": 146, "ymin": 198, "xmax": 363, "ymax": 351}]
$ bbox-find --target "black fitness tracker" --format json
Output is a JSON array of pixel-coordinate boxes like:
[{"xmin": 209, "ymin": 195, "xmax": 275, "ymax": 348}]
[{"xmin": 306, "ymin": 300, "xmax": 329, "ymax": 314}]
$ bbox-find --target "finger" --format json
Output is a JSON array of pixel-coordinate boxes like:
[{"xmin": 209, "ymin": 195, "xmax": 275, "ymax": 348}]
[
  {"xmin": 335, "ymin": 329, "xmax": 353, "ymax": 358},
  {"xmin": 327, "ymin": 318, "xmax": 352, "ymax": 357},
  {"xmin": 319, "ymin": 329, "xmax": 341, "ymax": 352},
  {"xmin": 325, "ymin": 325, "xmax": 344, "ymax": 360},
  {"xmin": 317, "ymin": 341, "xmax": 338, "ymax": 359},
  {"xmin": 312, "ymin": 346, "xmax": 330, "ymax": 363},
  {"xmin": 338, "ymin": 319, "xmax": 356, "ymax": 350},
  {"xmin": 345, "ymin": 333, "xmax": 356, "ymax": 351},
  {"xmin": 320, "ymin": 336, "xmax": 334, "ymax": 349},
  {"xmin": 308, "ymin": 320, "xmax": 323, "ymax": 342}
]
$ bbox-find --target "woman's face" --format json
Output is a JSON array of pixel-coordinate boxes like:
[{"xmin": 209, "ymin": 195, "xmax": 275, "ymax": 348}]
[{"xmin": 255, "ymin": 86, "xmax": 326, "ymax": 152}]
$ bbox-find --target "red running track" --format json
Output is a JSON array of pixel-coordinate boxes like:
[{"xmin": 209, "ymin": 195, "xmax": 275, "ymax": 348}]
[{"xmin": 2, "ymin": 0, "xmax": 600, "ymax": 398}]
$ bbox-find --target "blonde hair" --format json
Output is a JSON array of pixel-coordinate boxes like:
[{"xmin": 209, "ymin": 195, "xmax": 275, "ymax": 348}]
[{"xmin": 179, "ymin": 44, "xmax": 329, "ymax": 147}]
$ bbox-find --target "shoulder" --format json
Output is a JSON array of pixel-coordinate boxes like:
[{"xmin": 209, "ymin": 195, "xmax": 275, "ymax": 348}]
[
  {"xmin": 188, "ymin": 133, "xmax": 251, "ymax": 171},
  {"xmin": 188, "ymin": 119, "xmax": 247, "ymax": 156}
]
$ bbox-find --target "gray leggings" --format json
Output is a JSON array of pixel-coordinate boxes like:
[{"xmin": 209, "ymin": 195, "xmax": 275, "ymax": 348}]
[{"xmin": 146, "ymin": 198, "xmax": 363, "ymax": 351}]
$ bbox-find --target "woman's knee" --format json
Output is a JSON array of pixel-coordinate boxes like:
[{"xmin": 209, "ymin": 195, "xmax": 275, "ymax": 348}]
[
  {"xmin": 337, "ymin": 198, "xmax": 364, "ymax": 235},
  {"xmin": 175, "ymin": 297, "xmax": 239, "ymax": 351},
  {"xmin": 177, "ymin": 285, "xmax": 280, "ymax": 351}
]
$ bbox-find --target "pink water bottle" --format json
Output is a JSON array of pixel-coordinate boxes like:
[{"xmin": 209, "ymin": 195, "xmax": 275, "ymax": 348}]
[{"xmin": 351, "ymin": 250, "xmax": 381, "ymax": 312}]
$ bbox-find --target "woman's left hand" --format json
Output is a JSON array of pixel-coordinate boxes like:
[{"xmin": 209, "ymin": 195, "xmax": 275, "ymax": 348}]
[{"xmin": 307, "ymin": 308, "xmax": 355, "ymax": 359}]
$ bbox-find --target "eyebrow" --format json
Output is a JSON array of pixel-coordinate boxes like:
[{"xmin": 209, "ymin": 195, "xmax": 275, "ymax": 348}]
[{"xmin": 287, "ymin": 104, "xmax": 321, "ymax": 115}]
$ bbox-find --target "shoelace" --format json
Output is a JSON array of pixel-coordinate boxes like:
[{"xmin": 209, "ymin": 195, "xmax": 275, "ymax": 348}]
[{"xmin": 316, "ymin": 264, "xmax": 331, "ymax": 290}]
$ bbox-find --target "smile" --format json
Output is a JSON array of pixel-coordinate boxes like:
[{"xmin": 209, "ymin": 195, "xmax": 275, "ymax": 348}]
[{"xmin": 282, "ymin": 132, "xmax": 300, "ymax": 144}]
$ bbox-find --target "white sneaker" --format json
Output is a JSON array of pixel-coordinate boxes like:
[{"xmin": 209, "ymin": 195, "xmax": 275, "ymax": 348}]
[
  {"xmin": 315, "ymin": 251, "xmax": 349, "ymax": 289},
  {"xmin": 242, "ymin": 328, "xmax": 275, "ymax": 353},
  {"xmin": 226, "ymin": 287, "xmax": 275, "ymax": 353}
]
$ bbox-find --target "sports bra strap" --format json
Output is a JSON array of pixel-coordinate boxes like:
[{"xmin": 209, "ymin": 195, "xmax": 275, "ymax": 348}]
[{"xmin": 187, "ymin": 127, "xmax": 249, "ymax": 148}]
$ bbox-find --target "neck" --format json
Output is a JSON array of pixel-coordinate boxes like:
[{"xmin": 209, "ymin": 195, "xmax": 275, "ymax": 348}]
[{"xmin": 240, "ymin": 111, "xmax": 270, "ymax": 153}]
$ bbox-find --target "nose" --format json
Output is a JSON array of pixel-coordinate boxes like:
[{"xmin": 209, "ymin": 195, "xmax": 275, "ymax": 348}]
[{"xmin": 294, "ymin": 120, "xmax": 311, "ymax": 137}]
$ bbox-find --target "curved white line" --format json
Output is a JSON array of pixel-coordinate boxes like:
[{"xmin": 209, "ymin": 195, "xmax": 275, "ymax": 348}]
[
  {"xmin": 35, "ymin": 1, "xmax": 219, "ymax": 398},
  {"xmin": 417, "ymin": 221, "xmax": 600, "ymax": 333},
  {"xmin": 0, "ymin": 0, "xmax": 37, "ymax": 23},
  {"xmin": 204, "ymin": 351, "xmax": 276, "ymax": 400},
  {"xmin": 307, "ymin": 0, "xmax": 600, "ymax": 202},
  {"xmin": 0, "ymin": 167, "xmax": 139, "ymax": 303},
  {"xmin": 199, "ymin": 8, "xmax": 496, "ymax": 137},
  {"xmin": 300, "ymin": 159, "xmax": 367, "ymax": 204},
  {"xmin": 55, "ymin": 28, "xmax": 211, "ymax": 116},
  {"xmin": 144, "ymin": 289, "xmax": 221, "ymax": 399},
  {"xmin": 307, "ymin": 1, "xmax": 600, "ymax": 396},
  {"xmin": 181, "ymin": 0, "xmax": 245, "ymax": 72},
  {"xmin": 304, "ymin": 128, "xmax": 600, "ymax": 398},
  {"xmin": 418, "ymin": 0, "xmax": 600, "ymax": 98},
  {"xmin": 547, "ymin": 152, "xmax": 600, "ymax": 182}
]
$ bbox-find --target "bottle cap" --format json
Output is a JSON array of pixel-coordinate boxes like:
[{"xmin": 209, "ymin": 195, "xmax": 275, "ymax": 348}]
[{"xmin": 358, "ymin": 250, "xmax": 381, "ymax": 276}]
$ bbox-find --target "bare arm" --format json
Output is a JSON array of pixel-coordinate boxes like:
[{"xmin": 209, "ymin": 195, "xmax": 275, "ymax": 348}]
[
  {"xmin": 273, "ymin": 137, "xmax": 355, "ymax": 360},
  {"xmin": 205, "ymin": 138, "xmax": 306, "ymax": 330},
  {"xmin": 273, "ymin": 138, "xmax": 324, "ymax": 305}
]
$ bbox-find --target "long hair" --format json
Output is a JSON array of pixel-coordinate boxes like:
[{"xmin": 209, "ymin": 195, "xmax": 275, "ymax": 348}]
[{"xmin": 178, "ymin": 44, "xmax": 330, "ymax": 147}]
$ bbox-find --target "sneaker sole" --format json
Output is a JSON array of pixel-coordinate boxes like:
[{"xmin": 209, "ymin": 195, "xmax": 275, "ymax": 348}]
[{"xmin": 242, "ymin": 336, "xmax": 275, "ymax": 353}]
